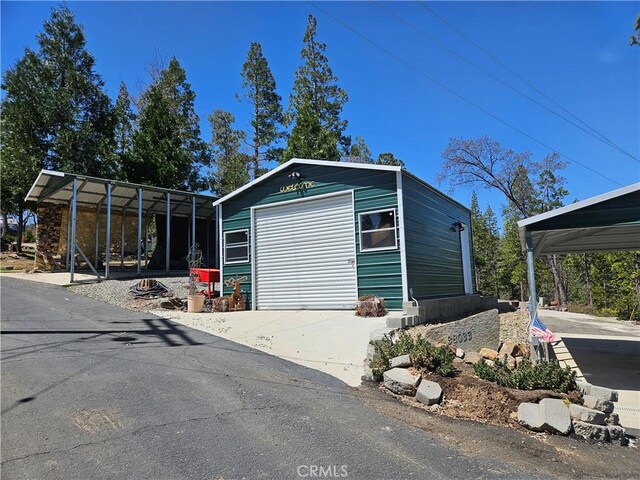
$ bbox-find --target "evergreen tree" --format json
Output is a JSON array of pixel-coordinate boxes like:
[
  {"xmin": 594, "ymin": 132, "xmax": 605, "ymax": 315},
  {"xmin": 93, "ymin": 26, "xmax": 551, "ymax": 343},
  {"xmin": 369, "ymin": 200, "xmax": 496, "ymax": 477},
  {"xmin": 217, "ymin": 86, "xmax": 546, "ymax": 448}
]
[
  {"xmin": 1, "ymin": 4, "xmax": 115, "ymax": 251},
  {"xmin": 113, "ymin": 82, "xmax": 136, "ymax": 178},
  {"xmin": 470, "ymin": 193, "xmax": 500, "ymax": 297},
  {"xmin": 283, "ymin": 15, "xmax": 348, "ymax": 162},
  {"xmin": 209, "ymin": 110, "xmax": 250, "ymax": 196},
  {"xmin": 238, "ymin": 42, "xmax": 285, "ymax": 178},
  {"xmin": 347, "ymin": 136, "xmax": 373, "ymax": 163},
  {"xmin": 376, "ymin": 152, "xmax": 405, "ymax": 167},
  {"xmin": 128, "ymin": 57, "xmax": 208, "ymax": 190}
]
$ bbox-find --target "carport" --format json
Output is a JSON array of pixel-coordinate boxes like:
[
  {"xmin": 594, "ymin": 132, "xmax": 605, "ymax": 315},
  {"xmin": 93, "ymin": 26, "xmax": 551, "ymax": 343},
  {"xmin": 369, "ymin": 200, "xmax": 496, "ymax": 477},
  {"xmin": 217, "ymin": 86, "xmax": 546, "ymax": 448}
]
[
  {"xmin": 25, "ymin": 170, "xmax": 218, "ymax": 283},
  {"xmin": 518, "ymin": 183, "xmax": 640, "ymax": 355}
]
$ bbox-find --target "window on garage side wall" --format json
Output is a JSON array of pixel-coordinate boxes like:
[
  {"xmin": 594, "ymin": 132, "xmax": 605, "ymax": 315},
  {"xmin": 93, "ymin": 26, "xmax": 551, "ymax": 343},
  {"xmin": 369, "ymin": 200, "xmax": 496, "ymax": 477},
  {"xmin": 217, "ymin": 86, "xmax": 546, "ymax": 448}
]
[
  {"xmin": 224, "ymin": 229, "xmax": 249, "ymax": 263},
  {"xmin": 359, "ymin": 209, "xmax": 398, "ymax": 252}
]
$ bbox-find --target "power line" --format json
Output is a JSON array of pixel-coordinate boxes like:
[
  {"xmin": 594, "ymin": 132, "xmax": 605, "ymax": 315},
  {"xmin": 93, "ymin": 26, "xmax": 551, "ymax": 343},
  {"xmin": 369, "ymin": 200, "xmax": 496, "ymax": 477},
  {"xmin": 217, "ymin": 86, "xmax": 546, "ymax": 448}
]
[
  {"xmin": 417, "ymin": 1, "xmax": 640, "ymax": 163},
  {"xmin": 374, "ymin": 1, "xmax": 639, "ymax": 163},
  {"xmin": 307, "ymin": 1, "xmax": 625, "ymax": 187}
]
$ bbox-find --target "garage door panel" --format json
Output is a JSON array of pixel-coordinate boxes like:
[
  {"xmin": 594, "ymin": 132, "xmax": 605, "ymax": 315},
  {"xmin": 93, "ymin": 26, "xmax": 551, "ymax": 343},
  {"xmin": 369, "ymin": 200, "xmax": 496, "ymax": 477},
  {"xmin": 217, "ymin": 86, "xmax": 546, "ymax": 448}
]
[{"xmin": 255, "ymin": 194, "xmax": 358, "ymax": 310}]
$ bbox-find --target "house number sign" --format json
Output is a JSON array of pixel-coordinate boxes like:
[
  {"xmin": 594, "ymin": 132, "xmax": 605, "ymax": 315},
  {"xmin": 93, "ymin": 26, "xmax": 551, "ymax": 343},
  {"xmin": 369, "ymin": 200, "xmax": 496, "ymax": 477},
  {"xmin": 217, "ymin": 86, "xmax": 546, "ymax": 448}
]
[{"xmin": 279, "ymin": 180, "xmax": 316, "ymax": 193}]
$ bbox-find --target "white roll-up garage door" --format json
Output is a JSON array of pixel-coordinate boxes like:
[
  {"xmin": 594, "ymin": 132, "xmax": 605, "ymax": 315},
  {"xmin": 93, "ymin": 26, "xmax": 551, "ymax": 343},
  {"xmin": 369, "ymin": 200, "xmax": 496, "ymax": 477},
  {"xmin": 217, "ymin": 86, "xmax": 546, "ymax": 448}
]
[{"xmin": 254, "ymin": 193, "xmax": 358, "ymax": 310}]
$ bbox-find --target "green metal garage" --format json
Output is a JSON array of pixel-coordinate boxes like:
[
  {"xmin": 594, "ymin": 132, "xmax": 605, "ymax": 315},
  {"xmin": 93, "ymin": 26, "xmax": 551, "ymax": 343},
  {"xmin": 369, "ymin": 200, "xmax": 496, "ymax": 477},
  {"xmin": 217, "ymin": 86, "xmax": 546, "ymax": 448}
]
[{"xmin": 214, "ymin": 159, "xmax": 474, "ymax": 311}]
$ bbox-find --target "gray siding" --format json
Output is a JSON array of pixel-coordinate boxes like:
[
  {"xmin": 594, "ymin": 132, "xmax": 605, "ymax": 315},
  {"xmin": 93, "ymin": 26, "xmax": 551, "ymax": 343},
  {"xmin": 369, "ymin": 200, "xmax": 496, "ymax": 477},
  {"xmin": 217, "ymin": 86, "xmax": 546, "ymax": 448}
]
[{"xmin": 402, "ymin": 172, "xmax": 472, "ymax": 299}]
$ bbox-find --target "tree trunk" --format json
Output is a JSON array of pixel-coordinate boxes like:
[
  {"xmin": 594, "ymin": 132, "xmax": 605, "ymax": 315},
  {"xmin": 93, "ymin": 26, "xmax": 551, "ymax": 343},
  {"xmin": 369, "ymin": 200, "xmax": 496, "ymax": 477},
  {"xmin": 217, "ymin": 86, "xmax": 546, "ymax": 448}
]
[
  {"xmin": 1, "ymin": 212, "xmax": 7, "ymax": 237},
  {"xmin": 548, "ymin": 255, "xmax": 567, "ymax": 306},
  {"xmin": 16, "ymin": 203, "xmax": 24, "ymax": 253}
]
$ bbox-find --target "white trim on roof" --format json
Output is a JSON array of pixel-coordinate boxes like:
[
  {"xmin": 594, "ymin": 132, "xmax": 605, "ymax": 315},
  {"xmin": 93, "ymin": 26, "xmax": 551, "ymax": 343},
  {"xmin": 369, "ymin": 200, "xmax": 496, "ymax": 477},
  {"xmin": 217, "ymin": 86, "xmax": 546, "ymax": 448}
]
[
  {"xmin": 24, "ymin": 169, "xmax": 64, "ymax": 201},
  {"xmin": 211, "ymin": 158, "xmax": 402, "ymax": 207},
  {"xmin": 517, "ymin": 182, "xmax": 640, "ymax": 229}
]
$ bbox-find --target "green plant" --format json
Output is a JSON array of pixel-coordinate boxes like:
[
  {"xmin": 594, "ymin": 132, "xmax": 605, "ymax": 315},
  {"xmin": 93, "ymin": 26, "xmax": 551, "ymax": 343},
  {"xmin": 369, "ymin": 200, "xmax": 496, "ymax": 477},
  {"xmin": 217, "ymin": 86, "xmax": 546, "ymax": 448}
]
[
  {"xmin": 473, "ymin": 356, "xmax": 576, "ymax": 393},
  {"xmin": 23, "ymin": 229, "xmax": 36, "ymax": 243},
  {"xmin": 369, "ymin": 332, "xmax": 456, "ymax": 380}
]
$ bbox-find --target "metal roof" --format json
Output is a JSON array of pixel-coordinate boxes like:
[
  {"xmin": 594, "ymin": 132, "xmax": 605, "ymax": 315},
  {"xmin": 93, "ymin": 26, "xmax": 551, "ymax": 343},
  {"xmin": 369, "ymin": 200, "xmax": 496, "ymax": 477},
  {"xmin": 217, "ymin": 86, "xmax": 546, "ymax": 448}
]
[
  {"xmin": 518, "ymin": 183, "xmax": 640, "ymax": 255},
  {"xmin": 25, "ymin": 170, "xmax": 217, "ymax": 218}
]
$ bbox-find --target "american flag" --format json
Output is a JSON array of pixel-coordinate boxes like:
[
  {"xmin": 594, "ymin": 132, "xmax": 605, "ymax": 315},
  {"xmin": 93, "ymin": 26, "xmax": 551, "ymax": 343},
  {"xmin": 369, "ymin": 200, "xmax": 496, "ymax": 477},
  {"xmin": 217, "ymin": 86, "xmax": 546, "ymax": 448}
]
[{"xmin": 530, "ymin": 314, "xmax": 555, "ymax": 342}]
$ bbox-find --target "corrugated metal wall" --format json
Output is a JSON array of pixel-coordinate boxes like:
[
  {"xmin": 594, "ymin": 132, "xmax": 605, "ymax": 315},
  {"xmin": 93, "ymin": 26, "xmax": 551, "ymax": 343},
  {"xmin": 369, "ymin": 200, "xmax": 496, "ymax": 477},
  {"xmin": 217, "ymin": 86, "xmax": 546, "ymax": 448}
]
[
  {"xmin": 222, "ymin": 164, "xmax": 404, "ymax": 310},
  {"xmin": 402, "ymin": 172, "xmax": 473, "ymax": 299}
]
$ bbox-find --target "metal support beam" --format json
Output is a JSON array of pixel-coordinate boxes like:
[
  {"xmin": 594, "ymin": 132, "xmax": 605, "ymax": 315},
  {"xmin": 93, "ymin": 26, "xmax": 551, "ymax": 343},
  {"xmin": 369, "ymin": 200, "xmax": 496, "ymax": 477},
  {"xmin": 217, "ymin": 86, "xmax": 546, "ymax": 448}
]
[
  {"xmin": 105, "ymin": 183, "xmax": 112, "ymax": 278},
  {"xmin": 525, "ymin": 230, "xmax": 543, "ymax": 363},
  {"xmin": 191, "ymin": 196, "xmax": 196, "ymax": 251},
  {"xmin": 65, "ymin": 203, "xmax": 72, "ymax": 270},
  {"xmin": 94, "ymin": 199, "xmax": 104, "ymax": 267},
  {"xmin": 76, "ymin": 244, "xmax": 101, "ymax": 279},
  {"xmin": 166, "ymin": 192, "xmax": 171, "ymax": 273},
  {"xmin": 70, "ymin": 178, "xmax": 78, "ymax": 283},
  {"xmin": 137, "ymin": 188, "xmax": 143, "ymax": 275},
  {"xmin": 120, "ymin": 208, "xmax": 126, "ymax": 271}
]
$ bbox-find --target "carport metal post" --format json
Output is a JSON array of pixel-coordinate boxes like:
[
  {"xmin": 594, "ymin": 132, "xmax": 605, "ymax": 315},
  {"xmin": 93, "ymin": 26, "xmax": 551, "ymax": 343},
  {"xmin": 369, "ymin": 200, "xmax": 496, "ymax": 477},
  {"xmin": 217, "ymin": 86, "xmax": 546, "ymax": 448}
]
[
  {"xmin": 65, "ymin": 203, "xmax": 72, "ymax": 270},
  {"xmin": 94, "ymin": 199, "xmax": 103, "ymax": 267},
  {"xmin": 137, "ymin": 188, "xmax": 143, "ymax": 275},
  {"xmin": 105, "ymin": 183, "xmax": 112, "ymax": 278},
  {"xmin": 525, "ymin": 230, "xmax": 546, "ymax": 362},
  {"xmin": 191, "ymin": 196, "xmax": 196, "ymax": 251},
  {"xmin": 165, "ymin": 192, "xmax": 171, "ymax": 273},
  {"xmin": 120, "ymin": 207, "xmax": 126, "ymax": 271},
  {"xmin": 69, "ymin": 178, "xmax": 77, "ymax": 283}
]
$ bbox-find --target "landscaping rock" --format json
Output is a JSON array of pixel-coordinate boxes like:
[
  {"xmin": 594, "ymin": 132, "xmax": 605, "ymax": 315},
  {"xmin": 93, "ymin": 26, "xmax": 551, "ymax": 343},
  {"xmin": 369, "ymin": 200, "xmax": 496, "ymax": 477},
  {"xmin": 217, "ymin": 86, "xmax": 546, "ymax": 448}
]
[
  {"xmin": 607, "ymin": 426, "xmax": 628, "ymax": 446},
  {"xmin": 464, "ymin": 351, "xmax": 481, "ymax": 365},
  {"xmin": 484, "ymin": 360, "xmax": 495, "ymax": 367},
  {"xmin": 518, "ymin": 399, "xmax": 571, "ymax": 435},
  {"xmin": 573, "ymin": 421, "xmax": 610, "ymax": 441},
  {"xmin": 515, "ymin": 356, "xmax": 525, "ymax": 367},
  {"xmin": 383, "ymin": 368, "xmax": 421, "ymax": 396},
  {"xmin": 455, "ymin": 347, "xmax": 465, "ymax": 359},
  {"xmin": 479, "ymin": 348, "xmax": 499, "ymax": 360},
  {"xmin": 583, "ymin": 395, "xmax": 614, "ymax": 413},
  {"xmin": 605, "ymin": 413, "xmax": 620, "ymax": 426},
  {"xmin": 418, "ymin": 309, "xmax": 500, "ymax": 353},
  {"xmin": 390, "ymin": 354, "xmax": 412, "ymax": 368},
  {"xmin": 514, "ymin": 343, "xmax": 530, "ymax": 357},
  {"xmin": 499, "ymin": 340, "xmax": 517, "ymax": 357},
  {"xmin": 503, "ymin": 354, "xmax": 516, "ymax": 369},
  {"xmin": 415, "ymin": 380, "xmax": 443, "ymax": 406},
  {"xmin": 575, "ymin": 380, "xmax": 591, "ymax": 395},
  {"xmin": 589, "ymin": 385, "xmax": 618, "ymax": 402},
  {"xmin": 569, "ymin": 404, "xmax": 606, "ymax": 425}
]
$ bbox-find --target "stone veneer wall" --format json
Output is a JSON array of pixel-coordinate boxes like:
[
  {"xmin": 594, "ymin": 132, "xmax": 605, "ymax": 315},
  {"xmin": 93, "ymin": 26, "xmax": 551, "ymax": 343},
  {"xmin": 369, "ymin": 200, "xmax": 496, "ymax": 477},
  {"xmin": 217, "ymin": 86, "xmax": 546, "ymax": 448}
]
[{"xmin": 35, "ymin": 203, "xmax": 64, "ymax": 270}]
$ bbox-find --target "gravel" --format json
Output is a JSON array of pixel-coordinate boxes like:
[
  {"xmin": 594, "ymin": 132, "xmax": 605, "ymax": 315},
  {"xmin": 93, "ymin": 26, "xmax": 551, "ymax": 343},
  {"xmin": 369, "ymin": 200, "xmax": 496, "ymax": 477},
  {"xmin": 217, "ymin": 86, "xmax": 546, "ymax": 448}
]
[{"xmin": 68, "ymin": 276, "xmax": 190, "ymax": 311}]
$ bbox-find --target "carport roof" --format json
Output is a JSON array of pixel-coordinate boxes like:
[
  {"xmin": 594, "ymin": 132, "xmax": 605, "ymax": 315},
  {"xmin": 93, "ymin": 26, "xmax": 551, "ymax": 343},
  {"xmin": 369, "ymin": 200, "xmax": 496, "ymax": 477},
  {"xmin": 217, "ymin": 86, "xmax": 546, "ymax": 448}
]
[
  {"xmin": 25, "ymin": 170, "xmax": 217, "ymax": 218},
  {"xmin": 518, "ymin": 183, "xmax": 640, "ymax": 255}
]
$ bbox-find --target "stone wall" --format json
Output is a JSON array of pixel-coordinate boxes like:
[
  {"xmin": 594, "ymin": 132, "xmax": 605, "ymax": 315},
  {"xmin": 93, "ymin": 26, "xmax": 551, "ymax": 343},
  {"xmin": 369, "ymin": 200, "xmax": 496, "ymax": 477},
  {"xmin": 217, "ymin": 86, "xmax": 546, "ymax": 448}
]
[
  {"xmin": 387, "ymin": 294, "xmax": 498, "ymax": 328},
  {"xmin": 34, "ymin": 204, "xmax": 64, "ymax": 270},
  {"xmin": 418, "ymin": 309, "xmax": 500, "ymax": 352}
]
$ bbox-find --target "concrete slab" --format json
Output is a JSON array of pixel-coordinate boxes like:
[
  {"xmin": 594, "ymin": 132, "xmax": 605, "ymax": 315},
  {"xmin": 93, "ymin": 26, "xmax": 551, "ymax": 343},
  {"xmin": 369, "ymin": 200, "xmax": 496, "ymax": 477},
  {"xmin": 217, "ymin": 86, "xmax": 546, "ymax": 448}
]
[
  {"xmin": 153, "ymin": 309, "xmax": 387, "ymax": 387},
  {"xmin": 0, "ymin": 270, "xmax": 187, "ymax": 286}
]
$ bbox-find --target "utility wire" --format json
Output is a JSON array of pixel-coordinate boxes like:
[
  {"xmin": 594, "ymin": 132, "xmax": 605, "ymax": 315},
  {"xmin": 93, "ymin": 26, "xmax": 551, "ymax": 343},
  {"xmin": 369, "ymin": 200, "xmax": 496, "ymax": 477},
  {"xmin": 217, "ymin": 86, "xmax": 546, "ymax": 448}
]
[
  {"xmin": 307, "ymin": 1, "xmax": 624, "ymax": 187},
  {"xmin": 417, "ymin": 0, "xmax": 639, "ymax": 163},
  {"xmin": 375, "ymin": 1, "xmax": 639, "ymax": 163}
]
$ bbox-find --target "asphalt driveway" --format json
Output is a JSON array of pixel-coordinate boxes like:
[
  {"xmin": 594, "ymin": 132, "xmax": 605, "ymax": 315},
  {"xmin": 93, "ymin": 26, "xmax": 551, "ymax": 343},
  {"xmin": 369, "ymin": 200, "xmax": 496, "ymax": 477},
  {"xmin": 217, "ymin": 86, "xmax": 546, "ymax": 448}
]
[{"xmin": 1, "ymin": 277, "xmax": 532, "ymax": 480}]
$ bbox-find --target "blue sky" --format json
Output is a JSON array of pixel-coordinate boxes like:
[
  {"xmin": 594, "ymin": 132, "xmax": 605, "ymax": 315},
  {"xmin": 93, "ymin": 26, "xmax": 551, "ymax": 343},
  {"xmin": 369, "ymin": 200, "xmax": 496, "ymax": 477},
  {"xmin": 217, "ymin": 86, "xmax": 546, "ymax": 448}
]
[{"xmin": 2, "ymin": 1, "xmax": 639, "ymax": 219}]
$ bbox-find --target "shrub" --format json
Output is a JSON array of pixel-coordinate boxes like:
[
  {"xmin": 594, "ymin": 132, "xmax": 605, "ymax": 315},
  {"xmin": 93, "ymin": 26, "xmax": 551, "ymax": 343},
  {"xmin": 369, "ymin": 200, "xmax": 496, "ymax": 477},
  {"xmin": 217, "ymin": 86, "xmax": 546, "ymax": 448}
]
[
  {"xmin": 23, "ymin": 229, "xmax": 36, "ymax": 243},
  {"xmin": 369, "ymin": 332, "xmax": 455, "ymax": 380},
  {"xmin": 473, "ymin": 356, "xmax": 576, "ymax": 393}
]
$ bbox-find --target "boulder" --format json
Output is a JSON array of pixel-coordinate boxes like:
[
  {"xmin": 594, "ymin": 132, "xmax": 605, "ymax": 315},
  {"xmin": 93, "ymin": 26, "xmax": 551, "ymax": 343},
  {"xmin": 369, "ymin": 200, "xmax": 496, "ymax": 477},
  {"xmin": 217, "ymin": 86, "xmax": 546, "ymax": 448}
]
[
  {"xmin": 605, "ymin": 413, "xmax": 620, "ymax": 426},
  {"xmin": 573, "ymin": 421, "xmax": 610, "ymax": 441},
  {"xmin": 569, "ymin": 404, "xmax": 606, "ymax": 425},
  {"xmin": 484, "ymin": 359, "xmax": 495, "ymax": 368},
  {"xmin": 455, "ymin": 348, "xmax": 465, "ymax": 359},
  {"xmin": 515, "ymin": 356, "xmax": 525, "ymax": 367},
  {"xmin": 514, "ymin": 343, "xmax": 530, "ymax": 357},
  {"xmin": 575, "ymin": 380, "xmax": 591, "ymax": 395},
  {"xmin": 503, "ymin": 354, "xmax": 516, "ymax": 370},
  {"xmin": 499, "ymin": 340, "xmax": 517, "ymax": 357},
  {"xmin": 383, "ymin": 368, "xmax": 421, "ymax": 396},
  {"xmin": 607, "ymin": 426, "xmax": 628, "ymax": 446},
  {"xmin": 518, "ymin": 399, "xmax": 571, "ymax": 435},
  {"xmin": 415, "ymin": 380, "xmax": 443, "ymax": 406},
  {"xmin": 589, "ymin": 385, "xmax": 618, "ymax": 402},
  {"xmin": 583, "ymin": 395, "xmax": 614, "ymax": 413},
  {"xmin": 464, "ymin": 351, "xmax": 481, "ymax": 365},
  {"xmin": 479, "ymin": 348, "xmax": 499, "ymax": 360},
  {"xmin": 390, "ymin": 354, "xmax": 412, "ymax": 368}
]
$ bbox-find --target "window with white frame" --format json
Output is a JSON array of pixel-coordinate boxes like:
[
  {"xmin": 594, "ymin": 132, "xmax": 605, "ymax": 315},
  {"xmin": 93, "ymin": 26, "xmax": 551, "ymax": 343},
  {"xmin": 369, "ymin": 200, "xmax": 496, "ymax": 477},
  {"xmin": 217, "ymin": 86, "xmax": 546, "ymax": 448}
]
[
  {"xmin": 224, "ymin": 229, "xmax": 249, "ymax": 263},
  {"xmin": 359, "ymin": 209, "xmax": 397, "ymax": 252}
]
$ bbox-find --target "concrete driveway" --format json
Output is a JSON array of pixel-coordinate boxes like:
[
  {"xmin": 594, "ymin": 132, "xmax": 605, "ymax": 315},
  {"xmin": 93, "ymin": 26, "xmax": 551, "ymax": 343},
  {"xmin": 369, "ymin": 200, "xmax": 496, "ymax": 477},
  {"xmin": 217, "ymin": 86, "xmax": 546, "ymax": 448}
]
[
  {"xmin": 155, "ymin": 309, "xmax": 387, "ymax": 387},
  {"xmin": 540, "ymin": 310, "xmax": 640, "ymax": 433}
]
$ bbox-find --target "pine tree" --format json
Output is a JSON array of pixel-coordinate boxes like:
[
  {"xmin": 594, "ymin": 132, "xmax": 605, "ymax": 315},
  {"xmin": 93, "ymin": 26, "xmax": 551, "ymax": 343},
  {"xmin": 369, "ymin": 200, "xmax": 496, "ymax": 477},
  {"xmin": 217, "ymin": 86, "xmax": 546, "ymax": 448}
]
[
  {"xmin": 238, "ymin": 42, "xmax": 284, "ymax": 178},
  {"xmin": 129, "ymin": 57, "xmax": 209, "ymax": 190},
  {"xmin": 1, "ymin": 4, "xmax": 115, "ymax": 251},
  {"xmin": 113, "ymin": 82, "xmax": 136, "ymax": 179},
  {"xmin": 283, "ymin": 15, "xmax": 348, "ymax": 162},
  {"xmin": 209, "ymin": 110, "xmax": 250, "ymax": 196},
  {"xmin": 347, "ymin": 136, "xmax": 373, "ymax": 163},
  {"xmin": 376, "ymin": 152, "xmax": 405, "ymax": 167}
]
